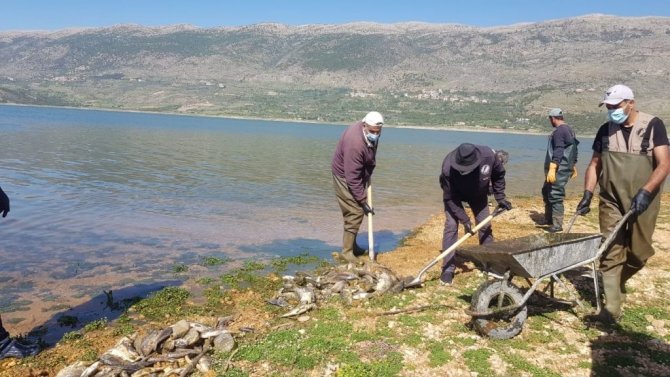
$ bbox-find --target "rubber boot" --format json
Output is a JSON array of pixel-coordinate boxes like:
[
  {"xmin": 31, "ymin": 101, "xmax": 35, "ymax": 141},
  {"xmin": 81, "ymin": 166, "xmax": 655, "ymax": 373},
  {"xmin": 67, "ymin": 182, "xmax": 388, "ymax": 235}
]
[
  {"xmin": 353, "ymin": 234, "xmax": 367, "ymax": 257},
  {"xmin": 587, "ymin": 266, "xmax": 623, "ymax": 324},
  {"xmin": 619, "ymin": 263, "xmax": 642, "ymax": 303},
  {"xmin": 333, "ymin": 231, "xmax": 359, "ymax": 264},
  {"xmin": 547, "ymin": 214, "xmax": 563, "ymax": 233}
]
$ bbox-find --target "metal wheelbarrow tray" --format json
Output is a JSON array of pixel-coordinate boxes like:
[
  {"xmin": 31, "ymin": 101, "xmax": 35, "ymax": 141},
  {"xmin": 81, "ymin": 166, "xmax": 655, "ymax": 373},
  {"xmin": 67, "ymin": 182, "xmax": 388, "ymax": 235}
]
[{"xmin": 456, "ymin": 232, "xmax": 604, "ymax": 340}]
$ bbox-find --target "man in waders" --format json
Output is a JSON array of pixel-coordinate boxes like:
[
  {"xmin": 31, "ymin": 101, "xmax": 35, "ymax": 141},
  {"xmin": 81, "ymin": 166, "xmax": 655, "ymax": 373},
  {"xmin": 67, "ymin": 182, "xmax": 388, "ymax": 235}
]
[
  {"xmin": 0, "ymin": 186, "xmax": 40, "ymax": 359},
  {"xmin": 331, "ymin": 111, "xmax": 383, "ymax": 263},
  {"xmin": 439, "ymin": 143, "xmax": 512, "ymax": 284},
  {"xmin": 576, "ymin": 84, "xmax": 670, "ymax": 323},
  {"xmin": 541, "ymin": 108, "xmax": 579, "ymax": 233}
]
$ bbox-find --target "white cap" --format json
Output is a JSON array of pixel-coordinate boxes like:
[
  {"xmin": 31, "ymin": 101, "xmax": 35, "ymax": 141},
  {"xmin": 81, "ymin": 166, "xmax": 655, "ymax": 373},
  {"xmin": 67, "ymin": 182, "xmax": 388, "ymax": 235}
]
[
  {"xmin": 362, "ymin": 111, "xmax": 384, "ymax": 127},
  {"xmin": 599, "ymin": 84, "xmax": 634, "ymax": 107}
]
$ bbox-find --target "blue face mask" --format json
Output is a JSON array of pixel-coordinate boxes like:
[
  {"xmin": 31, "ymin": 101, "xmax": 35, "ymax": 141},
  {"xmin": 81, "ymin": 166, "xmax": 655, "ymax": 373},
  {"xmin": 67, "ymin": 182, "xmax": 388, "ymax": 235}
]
[
  {"xmin": 608, "ymin": 108, "xmax": 629, "ymax": 124},
  {"xmin": 366, "ymin": 133, "xmax": 379, "ymax": 144}
]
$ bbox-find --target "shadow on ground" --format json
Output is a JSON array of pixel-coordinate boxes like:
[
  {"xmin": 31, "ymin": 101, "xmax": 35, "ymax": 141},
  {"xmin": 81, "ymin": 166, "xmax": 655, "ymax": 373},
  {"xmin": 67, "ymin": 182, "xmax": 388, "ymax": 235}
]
[{"xmin": 27, "ymin": 280, "xmax": 182, "ymax": 345}]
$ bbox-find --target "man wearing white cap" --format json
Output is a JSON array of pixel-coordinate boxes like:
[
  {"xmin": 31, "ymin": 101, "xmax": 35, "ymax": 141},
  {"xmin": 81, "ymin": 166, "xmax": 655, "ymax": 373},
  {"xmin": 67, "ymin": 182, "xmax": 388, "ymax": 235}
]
[
  {"xmin": 576, "ymin": 84, "xmax": 670, "ymax": 323},
  {"xmin": 541, "ymin": 108, "xmax": 579, "ymax": 233},
  {"xmin": 331, "ymin": 111, "xmax": 383, "ymax": 263}
]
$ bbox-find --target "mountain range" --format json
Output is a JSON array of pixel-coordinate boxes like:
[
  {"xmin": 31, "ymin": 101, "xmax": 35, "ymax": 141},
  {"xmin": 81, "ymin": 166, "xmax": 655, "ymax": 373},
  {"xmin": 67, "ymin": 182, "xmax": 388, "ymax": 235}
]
[{"xmin": 1, "ymin": 14, "xmax": 669, "ymax": 131}]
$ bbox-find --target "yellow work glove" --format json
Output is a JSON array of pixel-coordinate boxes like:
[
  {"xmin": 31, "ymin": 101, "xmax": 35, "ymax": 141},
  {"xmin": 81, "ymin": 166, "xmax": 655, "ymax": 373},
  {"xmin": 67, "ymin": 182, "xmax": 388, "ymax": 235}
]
[
  {"xmin": 546, "ymin": 162, "xmax": 557, "ymax": 183},
  {"xmin": 570, "ymin": 166, "xmax": 578, "ymax": 180}
]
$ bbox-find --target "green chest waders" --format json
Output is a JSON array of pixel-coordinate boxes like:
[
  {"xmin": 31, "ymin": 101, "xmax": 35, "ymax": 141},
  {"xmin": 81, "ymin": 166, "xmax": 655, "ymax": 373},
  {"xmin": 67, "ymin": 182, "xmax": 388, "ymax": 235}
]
[
  {"xmin": 542, "ymin": 132, "xmax": 578, "ymax": 227},
  {"xmin": 596, "ymin": 150, "xmax": 662, "ymax": 319}
]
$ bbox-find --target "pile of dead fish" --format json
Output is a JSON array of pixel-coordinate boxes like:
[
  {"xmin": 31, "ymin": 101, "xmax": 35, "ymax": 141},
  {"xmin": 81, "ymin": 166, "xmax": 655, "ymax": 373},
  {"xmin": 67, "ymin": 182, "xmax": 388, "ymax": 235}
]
[
  {"xmin": 56, "ymin": 317, "xmax": 235, "ymax": 377},
  {"xmin": 269, "ymin": 261, "xmax": 405, "ymax": 318}
]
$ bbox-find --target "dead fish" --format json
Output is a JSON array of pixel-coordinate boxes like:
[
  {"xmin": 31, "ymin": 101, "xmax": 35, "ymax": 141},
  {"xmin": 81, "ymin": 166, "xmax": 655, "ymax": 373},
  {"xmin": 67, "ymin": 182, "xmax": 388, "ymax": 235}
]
[
  {"xmin": 295, "ymin": 286, "xmax": 316, "ymax": 304},
  {"xmin": 174, "ymin": 327, "xmax": 200, "ymax": 348},
  {"xmin": 55, "ymin": 361, "xmax": 90, "ymax": 377},
  {"xmin": 140, "ymin": 327, "xmax": 172, "ymax": 356},
  {"xmin": 267, "ymin": 297, "xmax": 290, "ymax": 307},
  {"xmin": 281, "ymin": 303, "xmax": 317, "ymax": 318},
  {"xmin": 80, "ymin": 361, "xmax": 101, "ymax": 377},
  {"xmin": 216, "ymin": 316, "xmax": 234, "ymax": 329},
  {"xmin": 200, "ymin": 329, "xmax": 226, "ymax": 338},
  {"xmin": 189, "ymin": 322, "xmax": 214, "ymax": 334},
  {"xmin": 196, "ymin": 355, "xmax": 212, "ymax": 373},
  {"xmin": 100, "ymin": 336, "xmax": 141, "ymax": 364},
  {"xmin": 170, "ymin": 320, "xmax": 191, "ymax": 339},
  {"xmin": 212, "ymin": 332, "xmax": 235, "ymax": 353},
  {"xmin": 353, "ymin": 291, "xmax": 372, "ymax": 300}
]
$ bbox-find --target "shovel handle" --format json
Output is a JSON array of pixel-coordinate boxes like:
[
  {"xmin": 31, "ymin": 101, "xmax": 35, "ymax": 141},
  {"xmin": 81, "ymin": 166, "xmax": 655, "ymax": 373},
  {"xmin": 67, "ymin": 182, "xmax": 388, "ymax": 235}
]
[
  {"xmin": 408, "ymin": 205, "xmax": 507, "ymax": 285},
  {"xmin": 367, "ymin": 185, "xmax": 375, "ymax": 261}
]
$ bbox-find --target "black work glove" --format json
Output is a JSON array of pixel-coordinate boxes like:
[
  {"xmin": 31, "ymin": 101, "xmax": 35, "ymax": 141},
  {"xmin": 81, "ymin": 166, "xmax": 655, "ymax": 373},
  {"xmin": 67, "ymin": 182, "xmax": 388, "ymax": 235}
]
[
  {"xmin": 463, "ymin": 221, "xmax": 475, "ymax": 235},
  {"xmin": 361, "ymin": 202, "xmax": 375, "ymax": 216},
  {"xmin": 0, "ymin": 187, "xmax": 9, "ymax": 218},
  {"xmin": 497, "ymin": 199, "xmax": 512, "ymax": 211},
  {"xmin": 576, "ymin": 190, "xmax": 593, "ymax": 215},
  {"xmin": 631, "ymin": 188, "xmax": 653, "ymax": 215}
]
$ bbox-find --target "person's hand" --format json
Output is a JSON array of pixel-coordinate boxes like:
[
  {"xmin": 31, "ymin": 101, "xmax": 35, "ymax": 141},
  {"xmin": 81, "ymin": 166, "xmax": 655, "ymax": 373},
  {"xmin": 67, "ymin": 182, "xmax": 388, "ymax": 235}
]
[
  {"xmin": 361, "ymin": 202, "xmax": 375, "ymax": 216},
  {"xmin": 546, "ymin": 162, "xmax": 557, "ymax": 183},
  {"xmin": 576, "ymin": 190, "xmax": 593, "ymax": 215},
  {"xmin": 570, "ymin": 166, "xmax": 578, "ymax": 180},
  {"xmin": 0, "ymin": 187, "xmax": 9, "ymax": 218},
  {"xmin": 497, "ymin": 199, "xmax": 513, "ymax": 211},
  {"xmin": 631, "ymin": 188, "xmax": 653, "ymax": 215},
  {"xmin": 463, "ymin": 221, "xmax": 475, "ymax": 235}
]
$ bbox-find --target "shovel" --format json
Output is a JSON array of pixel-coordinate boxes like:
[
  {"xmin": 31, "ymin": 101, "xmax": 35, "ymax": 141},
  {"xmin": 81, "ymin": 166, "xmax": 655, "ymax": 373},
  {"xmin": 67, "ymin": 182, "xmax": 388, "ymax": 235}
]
[
  {"xmin": 564, "ymin": 211, "xmax": 580, "ymax": 234},
  {"xmin": 404, "ymin": 205, "xmax": 507, "ymax": 288},
  {"xmin": 367, "ymin": 184, "xmax": 375, "ymax": 261}
]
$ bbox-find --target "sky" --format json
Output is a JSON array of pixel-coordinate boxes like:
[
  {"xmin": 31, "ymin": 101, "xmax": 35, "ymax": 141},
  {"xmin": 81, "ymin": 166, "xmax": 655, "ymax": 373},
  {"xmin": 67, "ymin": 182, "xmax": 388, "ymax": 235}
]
[{"xmin": 1, "ymin": 0, "xmax": 670, "ymax": 31}]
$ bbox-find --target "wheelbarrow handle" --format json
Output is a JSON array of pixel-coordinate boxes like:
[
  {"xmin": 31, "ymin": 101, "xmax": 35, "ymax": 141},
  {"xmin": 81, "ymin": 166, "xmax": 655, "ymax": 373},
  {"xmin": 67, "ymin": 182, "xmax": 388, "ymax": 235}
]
[{"xmin": 595, "ymin": 209, "xmax": 634, "ymax": 259}]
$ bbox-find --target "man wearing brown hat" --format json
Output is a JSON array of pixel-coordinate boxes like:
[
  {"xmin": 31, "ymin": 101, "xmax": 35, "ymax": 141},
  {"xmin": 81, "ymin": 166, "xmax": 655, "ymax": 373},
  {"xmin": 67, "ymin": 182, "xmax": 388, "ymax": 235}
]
[
  {"xmin": 576, "ymin": 84, "xmax": 670, "ymax": 323},
  {"xmin": 331, "ymin": 111, "xmax": 383, "ymax": 263},
  {"xmin": 541, "ymin": 108, "xmax": 579, "ymax": 233},
  {"xmin": 439, "ymin": 143, "xmax": 511, "ymax": 284}
]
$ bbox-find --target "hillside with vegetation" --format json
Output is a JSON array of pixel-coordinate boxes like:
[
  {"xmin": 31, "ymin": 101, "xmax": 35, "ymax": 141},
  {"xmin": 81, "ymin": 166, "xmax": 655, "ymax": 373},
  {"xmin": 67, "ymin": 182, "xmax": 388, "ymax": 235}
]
[{"xmin": 1, "ymin": 15, "xmax": 670, "ymax": 132}]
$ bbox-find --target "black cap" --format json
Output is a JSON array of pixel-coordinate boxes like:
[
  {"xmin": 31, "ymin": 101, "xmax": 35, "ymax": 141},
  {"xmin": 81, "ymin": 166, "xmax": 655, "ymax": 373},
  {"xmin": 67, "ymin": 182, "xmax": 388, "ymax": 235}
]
[{"xmin": 450, "ymin": 143, "xmax": 482, "ymax": 174}]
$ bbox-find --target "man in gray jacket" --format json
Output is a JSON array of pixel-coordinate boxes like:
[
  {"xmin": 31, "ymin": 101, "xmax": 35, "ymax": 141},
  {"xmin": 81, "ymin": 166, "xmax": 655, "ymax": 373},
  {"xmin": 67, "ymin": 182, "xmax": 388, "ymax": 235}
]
[{"xmin": 331, "ymin": 111, "xmax": 383, "ymax": 263}]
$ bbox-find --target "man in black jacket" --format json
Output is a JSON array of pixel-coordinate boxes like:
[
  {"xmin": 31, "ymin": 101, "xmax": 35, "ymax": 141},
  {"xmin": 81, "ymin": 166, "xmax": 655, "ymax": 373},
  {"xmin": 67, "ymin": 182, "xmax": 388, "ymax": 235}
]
[{"xmin": 439, "ymin": 143, "xmax": 512, "ymax": 284}]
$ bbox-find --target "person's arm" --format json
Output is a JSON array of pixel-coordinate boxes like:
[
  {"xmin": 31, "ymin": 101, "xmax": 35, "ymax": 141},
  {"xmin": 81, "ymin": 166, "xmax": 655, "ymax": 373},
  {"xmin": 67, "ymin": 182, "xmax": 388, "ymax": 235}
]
[
  {"xmin": 644, "ymin": 145, "xmax": 670, "ymax": 193},
  {"xmin": 583, "ymin": 152, "xmax": 601, "ymax": 193},
  {"xmin": 342, "ymin": 141, "xmax": 367, "ymax": 203},
  {"xmin": 440, "ymin": 175, "xmax": 470, "ymax": 224},
  {"xmin": 490, "ymin": 157, "xmax": 506, "ymax": 202}
]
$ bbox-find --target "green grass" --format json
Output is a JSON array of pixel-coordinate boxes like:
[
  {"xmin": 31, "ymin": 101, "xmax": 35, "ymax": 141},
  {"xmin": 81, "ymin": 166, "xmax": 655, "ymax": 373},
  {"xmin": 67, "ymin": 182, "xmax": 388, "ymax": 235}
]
[
  {"xmin": 463, "ymin": 349, "xmax": 494, "ymax": 377},
  {"xmin": 427, "ymin": 341, "xmax": 453, "ymax": 367},
  {"xmin": 131, "ymin": 287, "xmax": 191, "ymax": 320}
]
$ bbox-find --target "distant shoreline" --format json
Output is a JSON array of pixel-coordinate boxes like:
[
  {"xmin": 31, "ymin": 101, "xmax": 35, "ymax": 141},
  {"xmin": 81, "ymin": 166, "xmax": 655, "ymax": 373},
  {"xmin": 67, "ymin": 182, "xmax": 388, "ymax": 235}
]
[{"xmin": 0, "ymin": 102, "xmax": 596, "ymax": 137}]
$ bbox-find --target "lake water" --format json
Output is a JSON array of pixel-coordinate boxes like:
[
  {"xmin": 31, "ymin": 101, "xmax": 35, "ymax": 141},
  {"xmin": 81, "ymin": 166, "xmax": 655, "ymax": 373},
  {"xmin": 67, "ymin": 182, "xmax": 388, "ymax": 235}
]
[{"xmin": 0, "ymin": 104, "xmax": 594, "ymax": 338}]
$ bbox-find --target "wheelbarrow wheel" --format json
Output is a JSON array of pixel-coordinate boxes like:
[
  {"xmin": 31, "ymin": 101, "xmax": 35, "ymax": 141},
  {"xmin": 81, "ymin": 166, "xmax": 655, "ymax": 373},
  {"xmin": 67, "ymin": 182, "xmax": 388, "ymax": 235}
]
[{"xmin": 471, "ymin": 279, "xmax": 528, "ymax": 340}]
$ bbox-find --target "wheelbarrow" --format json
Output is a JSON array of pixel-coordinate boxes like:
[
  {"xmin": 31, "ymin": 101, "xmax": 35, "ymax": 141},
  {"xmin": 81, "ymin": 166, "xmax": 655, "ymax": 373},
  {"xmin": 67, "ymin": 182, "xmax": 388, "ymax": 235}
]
[{"xmin": 457, "ymin": 210, "xmax": 633, "ymax": 339}]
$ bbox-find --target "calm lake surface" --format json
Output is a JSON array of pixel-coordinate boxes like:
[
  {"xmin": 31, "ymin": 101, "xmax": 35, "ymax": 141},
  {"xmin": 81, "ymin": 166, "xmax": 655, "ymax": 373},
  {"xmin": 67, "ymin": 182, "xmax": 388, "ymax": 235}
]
[{"xmin": 0, "ymin": 104, "xmax": 595, "ymax": 336}]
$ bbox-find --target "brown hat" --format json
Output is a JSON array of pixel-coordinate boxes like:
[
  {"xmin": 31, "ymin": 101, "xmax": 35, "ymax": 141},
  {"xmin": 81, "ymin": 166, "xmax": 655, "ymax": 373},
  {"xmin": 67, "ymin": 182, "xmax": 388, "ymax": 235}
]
[{"xmin": 450, "ymin": 143, "xmax": 482, "ymax": 174}]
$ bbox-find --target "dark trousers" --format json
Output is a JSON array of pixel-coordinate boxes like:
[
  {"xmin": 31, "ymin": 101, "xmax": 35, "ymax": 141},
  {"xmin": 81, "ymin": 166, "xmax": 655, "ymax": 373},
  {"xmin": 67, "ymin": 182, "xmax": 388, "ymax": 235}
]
[{"xmin": 442, "ymin": 196, "xmax": 493, "ymax": 272}]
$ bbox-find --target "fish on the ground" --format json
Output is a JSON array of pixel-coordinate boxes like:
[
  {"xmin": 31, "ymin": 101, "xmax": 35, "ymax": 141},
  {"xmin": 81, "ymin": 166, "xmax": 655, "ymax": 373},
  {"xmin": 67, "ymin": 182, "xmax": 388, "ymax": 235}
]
[{"xmin": 271, "ymin": 260, "xmax": 405, "ymax": 317}]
